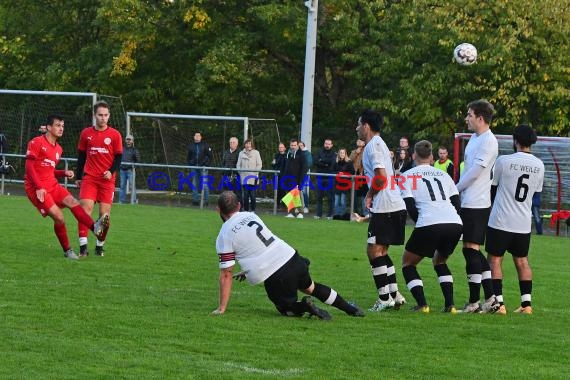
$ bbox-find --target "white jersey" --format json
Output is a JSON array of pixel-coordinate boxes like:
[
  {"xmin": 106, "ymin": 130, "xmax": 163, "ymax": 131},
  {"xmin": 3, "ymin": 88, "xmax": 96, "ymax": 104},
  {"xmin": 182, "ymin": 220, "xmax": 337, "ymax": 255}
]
[
  {"xmin": 216, "ymin": 212, "xmax": 295, "ymax": 285},
  {"xmin": 488, "ymin": 152, "xmax": 544, "ymax": 233},
  {"xmin": 460, "ymin": 129, "xmax": 498, "ymax": 208},
  {"xmin": 401, "ymin": 164, "xmax": 462, "ymax": 227},
  {"xmin": 362, "ymin": 135, "xmax": 406, "ymax": 213}
]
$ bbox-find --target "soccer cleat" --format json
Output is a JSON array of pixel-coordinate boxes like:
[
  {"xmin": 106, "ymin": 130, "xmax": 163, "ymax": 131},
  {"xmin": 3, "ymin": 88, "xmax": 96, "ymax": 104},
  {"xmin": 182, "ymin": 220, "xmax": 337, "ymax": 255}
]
[
  {"xmin": 285, "ymin": 213, "xmax": 295, "ymax": 218},
  {"xmin": 95, "ymin": 246, "xmax": 105, "ymax": 257},
  {"xmin": 497, "ymin": 305, "xmax": 507, "ymax": 315},
  {"xmin": 481, "ymin": 296, "xmax": 501, "ymax": 314},
  {"xmin": 393, "ymin": 291, "xmax": 407, "ymax": 310},
  {"xmin": 410, "ymin": 305, "xmax": 430, "ymax": 313},
  {"xmin": 93, "ymin": 213, "xmax": 110, "ymax": 241},
  {"xmin": 302, "ymin": 296, "xmax": 331, "ymax": 320},
  {"xmin": 64, "ymin": 249, "xmax": 79, "ymax": 260},
  {"xmin": 368, "ymin": 297, "xmax": 395, "ymax": 312},
  {"xmin": 442, "ymin": 306, "xmax": 458, "ymax": 314},
  {"xmin": 347, "ymin": 302, "xmax": 365, "ymax": 317},
  {"xmin": 296, "ymin": 213, "xmax": 304, "ymax": 219},
  {"xmin": 79, "ymin": 244, "xmax": 89, "ymax": 257},
  {"xmin": 514, "ymin": 306, "xmax": 533, "ymax": 314},
  {"xmin": 458, "ymin": 302, "xmax": 482, "ymax": 313}
]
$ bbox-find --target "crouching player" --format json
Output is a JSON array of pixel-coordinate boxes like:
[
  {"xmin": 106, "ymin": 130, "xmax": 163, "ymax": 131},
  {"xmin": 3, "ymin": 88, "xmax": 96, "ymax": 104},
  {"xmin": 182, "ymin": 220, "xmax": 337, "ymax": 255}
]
[
  {"xmin": 400, "ymin": 141, "xmax": 463, "ymax": 313},
  {"xmin": 212, "ymin": 191, "xmax": 364, "ymax": 320},
  {"xmin": 25, "ymin": 115, "xmax": 110, "ymax": 259},
  {"xmin": 486, "ymin": 125, "xmax": 544, "ymax": 315}
]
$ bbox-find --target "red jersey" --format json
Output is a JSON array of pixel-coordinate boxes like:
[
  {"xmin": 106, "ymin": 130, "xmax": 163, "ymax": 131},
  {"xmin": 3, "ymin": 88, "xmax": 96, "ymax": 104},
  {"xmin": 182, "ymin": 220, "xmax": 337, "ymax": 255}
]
[
  {"xmin": 78, "ymin": 126, "xmax": 123, "ymax": 177},
  {"xmin": 24, "ymin": 135, "xmax": 63, "ymax": 191}
]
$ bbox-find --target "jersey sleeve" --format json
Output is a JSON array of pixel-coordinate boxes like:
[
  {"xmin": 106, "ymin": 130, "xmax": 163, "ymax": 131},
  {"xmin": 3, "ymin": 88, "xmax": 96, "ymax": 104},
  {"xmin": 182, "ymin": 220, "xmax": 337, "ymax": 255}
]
[
  {"xmin": 215, "ymin": 231, "xmax": 235, "ymax": 269},
  {"xmin": 371, "ymin": 141, "xmax": 387, "ymax": 170},
  {"xmin": 473, "ymin": 135, "xmax": 498, "ymax": 168},
  {"xmin": 25, "ymin": 138, "xmax": 41, "ymax": 159},
  {"xmin": 77, "ymin": 129, "xmax": 87, "ymax": 151},
  {"xmin": 113, "ymin": 129, "xmax": 123, "ymax": 154},
  {"xmin": 492, "ymin": 157, "xmax": 503, "ymax": 186}
]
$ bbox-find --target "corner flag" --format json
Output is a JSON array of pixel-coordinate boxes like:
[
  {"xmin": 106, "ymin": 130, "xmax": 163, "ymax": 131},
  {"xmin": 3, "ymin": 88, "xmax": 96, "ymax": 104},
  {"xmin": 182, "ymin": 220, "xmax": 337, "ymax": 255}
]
[{"xmin": 281, "ymin": 187, "xmax": 302, "ymax": 212}]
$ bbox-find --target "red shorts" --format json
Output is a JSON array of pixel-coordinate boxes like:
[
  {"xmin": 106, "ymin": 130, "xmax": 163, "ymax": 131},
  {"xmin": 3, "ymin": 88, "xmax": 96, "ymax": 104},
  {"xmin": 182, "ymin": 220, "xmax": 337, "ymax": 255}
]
[
  {"xmin": 26, "ymin": 184, "xmax": 72, "ymax": 217},
  {"xmin": 79, "ymin": 174, "xmax": 116, "ymax": 204}
]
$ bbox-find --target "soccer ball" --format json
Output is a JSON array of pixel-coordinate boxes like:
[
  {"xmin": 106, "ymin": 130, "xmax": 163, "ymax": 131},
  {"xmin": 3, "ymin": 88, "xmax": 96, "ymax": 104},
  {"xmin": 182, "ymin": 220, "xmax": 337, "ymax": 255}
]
[{"xmin": 453, "ymin": 43, "xmax": 477, "ymax": 65}]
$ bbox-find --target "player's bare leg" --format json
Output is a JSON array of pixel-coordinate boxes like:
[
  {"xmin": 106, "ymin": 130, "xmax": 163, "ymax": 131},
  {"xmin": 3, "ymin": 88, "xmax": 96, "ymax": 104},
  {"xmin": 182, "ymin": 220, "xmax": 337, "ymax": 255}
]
[
  {"xmin": 488, "ymin": 254, "xmax": 506, "ymax": 314},
  {"xmin": 513, "ymin": 256, "xmax": 533, "ymax": 314}
]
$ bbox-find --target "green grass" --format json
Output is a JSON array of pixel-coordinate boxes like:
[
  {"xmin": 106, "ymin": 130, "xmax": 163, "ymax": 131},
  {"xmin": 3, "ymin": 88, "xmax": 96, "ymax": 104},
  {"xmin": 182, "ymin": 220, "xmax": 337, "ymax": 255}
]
[{"xmin": 1, "ymin": 195, "xmax": 569, "ymax": 379}]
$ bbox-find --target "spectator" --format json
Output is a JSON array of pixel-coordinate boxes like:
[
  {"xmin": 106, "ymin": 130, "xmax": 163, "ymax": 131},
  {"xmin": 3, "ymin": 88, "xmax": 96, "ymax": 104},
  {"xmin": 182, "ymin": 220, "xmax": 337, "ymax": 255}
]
[
  {"xmin": 221, "ymin": 136, "xmax": 240, "ymax": 202},
  {"xmin": 333, "ymin": 148, "xmax": 354, "ymax": 219},
  {"xmin": 299, "ymin": 141, "xmax": 313, "ymax": 213},
  {"xmin": 186, "ymin": 131, "xmax": 213, "ymax": 206},
  {"xmin": 433, "ymin": 146, "xmax": 454, "ymax": 178},
  {"xmin": 284, "ymin": 138, "xmax": 307, "ymax": 218},
  {"xmin": 349, "ymin": 139, "xmax": 368, "ymax": 218},
  {"xmin": 0, "ymin": 132, "xmax": 7, "ymax": 164},
  {"xmin": 119, "ymin": 134, "xmax": 141, "ymax": 204},
  {"xmin": 237, "ymin": 139, "xmax": 262, "ymax": 212},
  {"xmin": 313, "ymin": 138, "xmax": 336, "ymax": 220},
  {"xmin": 38, "ymin": 125, "xmax": 47, "ymax": 135},
  {"xmin": 399, "ymin": 136, "xmax": 413, "ymax": 157},
  {"xmin": 272, "ymin": 142, "xmax": 288, "ymax": 211},
  {"xmin": 394, "ymin": 148, "xmax": 413, "ymax": 175}
]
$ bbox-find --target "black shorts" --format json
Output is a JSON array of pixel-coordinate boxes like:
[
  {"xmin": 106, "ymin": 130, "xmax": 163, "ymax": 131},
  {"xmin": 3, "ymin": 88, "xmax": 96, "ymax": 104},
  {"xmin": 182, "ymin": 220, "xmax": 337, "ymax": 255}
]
[
  {"xmin": 485, "ymin": 226, "xmax": 531, "ymax": 258},
  {"xmin": 367, "ymin": 209, "xmax": 407, "ymax": 246},
  {"xmin": 263, "ymin": 252, "xmax": 312, "ymax": 312},
  {"xmin": 460, "ymin": 208, "xmax": 491, "ymax": 245},
  {"xmin": 405, "ymin": 224, "xmax": 463, "ymax": 258}
]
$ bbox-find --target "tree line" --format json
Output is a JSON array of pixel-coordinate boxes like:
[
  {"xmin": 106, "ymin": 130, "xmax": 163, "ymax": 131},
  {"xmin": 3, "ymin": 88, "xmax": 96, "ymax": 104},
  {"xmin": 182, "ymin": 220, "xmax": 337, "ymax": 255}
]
[{"xmin": 1, "ymin": 0, "xmax": 568, "ymax": 151}]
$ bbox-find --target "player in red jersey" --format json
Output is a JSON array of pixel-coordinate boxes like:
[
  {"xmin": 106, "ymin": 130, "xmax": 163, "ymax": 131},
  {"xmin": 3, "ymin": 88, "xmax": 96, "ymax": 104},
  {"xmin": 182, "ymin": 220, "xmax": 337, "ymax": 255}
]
[
  {"xmin": 76, "ymin": 101, "xmax": 123, "ymax": 257},
  {"xmin": 24, "ymin": 115, "xmax": 109, "ymax": 259}
]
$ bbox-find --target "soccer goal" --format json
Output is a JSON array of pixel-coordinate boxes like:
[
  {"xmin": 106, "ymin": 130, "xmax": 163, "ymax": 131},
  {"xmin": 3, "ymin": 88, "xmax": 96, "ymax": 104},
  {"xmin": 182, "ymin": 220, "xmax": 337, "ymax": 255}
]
[
  {"xmin": 454, "ymin": 133, "xmax": 570, "ymax": 233},
  {"xmin": 0, "ymin": 89, "xmax": 127, "ymax": 189},
  {"xmin": 126, "ymin": 112, "xmax": 283, "ymax": 202}
]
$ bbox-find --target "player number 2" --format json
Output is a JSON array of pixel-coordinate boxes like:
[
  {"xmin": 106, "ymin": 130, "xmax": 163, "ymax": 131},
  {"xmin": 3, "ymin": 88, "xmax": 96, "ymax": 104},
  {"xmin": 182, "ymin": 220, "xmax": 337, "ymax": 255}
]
[
  {"xmin": 248, "ymin": 221, "xmax": 275, "ymax": 247},
  {"xmin": 515, "ymin": 174, "xmax": 530, "ymax": 202}
]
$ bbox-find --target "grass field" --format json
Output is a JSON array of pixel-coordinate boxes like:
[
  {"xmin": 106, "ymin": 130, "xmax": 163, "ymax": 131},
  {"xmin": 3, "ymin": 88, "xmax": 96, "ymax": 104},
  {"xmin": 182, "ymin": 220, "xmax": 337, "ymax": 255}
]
[{"xmin": 1, "ymin": 195, "xmax": 569, "ymax": 379}]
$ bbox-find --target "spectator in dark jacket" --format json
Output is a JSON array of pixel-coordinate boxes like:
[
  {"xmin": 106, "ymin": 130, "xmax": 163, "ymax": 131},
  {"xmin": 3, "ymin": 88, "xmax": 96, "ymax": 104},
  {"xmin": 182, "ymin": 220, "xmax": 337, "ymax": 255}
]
[
  {"xmin": 333, "ymin": 148, "xmax": 354, "ymax": 218},
  {"xmin": 187, "ymin": 131, "xmax": 213, "ymax": 205},
  {"xmin": 119, "ymin": 134, "xmax": 141, "ymax": 204},
  {"xmin": 313, "ymin": 138, "xmax": 337, "ymax": 219},
  {"xmin": 272, "ymin": 142, "xmax": 288, "ymax": 208},
  {"xmin": 284, "ymin": 138, "xmax": 307, "ymax": 218},
  {"xmin": 299, "ymin": 141, "xmax": 313, "ymax": 213}
]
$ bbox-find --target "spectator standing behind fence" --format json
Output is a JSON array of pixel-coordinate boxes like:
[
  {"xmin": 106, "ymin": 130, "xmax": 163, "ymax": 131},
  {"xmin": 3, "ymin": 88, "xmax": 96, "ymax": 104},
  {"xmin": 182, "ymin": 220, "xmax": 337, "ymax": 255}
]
[
  {"xmin": 221, "ymin": 136, "xmax": 240, "ymax": 202},
  {"xmin": 119, "ymin": 134, "xmax": 141, "ymax": 204},
  {"xmin": 272, "ymin": 142, "xmax": 288, "ymax": 211},
  {"xmin": 313, "ymin": 138, "xmax": 336, "ymax": 220},
  {"xmin": 349, "ymin": 139, "xmax": 368, "ymax": 219},
  {"xmin": 333, "ymin": 148, "xmax": 354, "ymax": 219},
  {"xmin": 186, "ymin": 131, "xmax": 212, "ymax": 206},
  {"xmin": 299, "ymin": 141, "xmax": 313, "ymax": 214},
  {"xmin": 394, "ymin": 148, "xmax": 413, "ymax": 175},
  {"xmin": 433, "ymin": 146, "xmax": 454, "ymax": 178},
  {"xmin": 237, "ymin": 139, "xmax": 262, "ymax": 212},
  {"xmin": 284, "ymin": 138, "xmax": 307, "ymax": 218}
]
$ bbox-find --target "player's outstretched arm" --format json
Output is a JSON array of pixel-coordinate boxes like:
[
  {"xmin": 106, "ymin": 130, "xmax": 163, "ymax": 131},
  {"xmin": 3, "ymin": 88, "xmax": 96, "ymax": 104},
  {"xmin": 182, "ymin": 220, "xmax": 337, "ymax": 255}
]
[{"xmin": 212, "ymin": 267, "xmax": 234, "ymax": 315}]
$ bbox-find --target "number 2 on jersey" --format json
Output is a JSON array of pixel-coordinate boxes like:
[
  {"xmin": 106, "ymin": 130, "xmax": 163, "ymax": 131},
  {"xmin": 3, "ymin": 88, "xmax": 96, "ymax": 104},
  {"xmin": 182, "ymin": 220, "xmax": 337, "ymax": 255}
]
[{"xmin": 247, "ymin": 221, "xmax": 275, "ymax": 247}]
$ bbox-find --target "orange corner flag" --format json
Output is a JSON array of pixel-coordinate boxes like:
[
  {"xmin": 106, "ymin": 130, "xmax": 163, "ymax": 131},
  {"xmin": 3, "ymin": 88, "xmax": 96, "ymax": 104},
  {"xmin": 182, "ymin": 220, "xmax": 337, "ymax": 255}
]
[{"xmin": 281, "ymin": 187, "xmax": 302, "ymax": 212}]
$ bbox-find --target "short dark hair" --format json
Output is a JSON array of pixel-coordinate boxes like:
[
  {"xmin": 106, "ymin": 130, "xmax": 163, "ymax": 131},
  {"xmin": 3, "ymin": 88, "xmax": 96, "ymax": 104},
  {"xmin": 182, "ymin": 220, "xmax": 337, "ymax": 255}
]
[
  {"xmin": 244, "ymin": 138, "xmax": 254, "ymax": 148},
  {"xmin": 218, "ymin": 191, "xmax": 240, "ymax": 215},
  {"xmin": 359, "ymin": 109, "xmax": 384, "ymax": 132},
  {"xmin": 414, "ymin": 140, "xmax": 433, "ymax": 160},
  {"xmin": 46, "ymin": 114, "xmax": 64, "ymax": 126},
  {"xmin": 93, "ymin": 100, "xmax": 110, "ymax": 113},
  {"xmin": 513, "ymin": 124, "xmax": 537, "ymax": 148},
  {"xmin": 290, "ymin": 138, "xmax": 299, "ymax": 144},
  {"xmin": 467, "ymin": 99, "xmax": 494, "ymax": 124}
]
